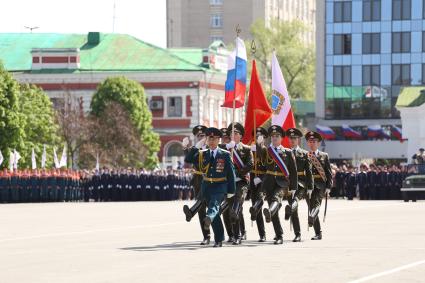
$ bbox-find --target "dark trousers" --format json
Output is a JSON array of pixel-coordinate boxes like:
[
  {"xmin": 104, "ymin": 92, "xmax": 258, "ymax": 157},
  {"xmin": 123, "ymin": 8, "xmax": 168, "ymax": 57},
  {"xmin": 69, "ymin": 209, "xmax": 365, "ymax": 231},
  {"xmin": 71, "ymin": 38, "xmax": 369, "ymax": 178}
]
[
  {"xmin": 251, "ymin": 185, "xmax": 266, "ymax": 238},
  {"xmin": 310, "ymin": 186, "xmax": 325, "ymax": 235},
  {"xmin": 205, "ymin": 193, "xmax": 225, "ymax": 243},
  {"xmin": 223, "ymin": 181, "xmax": 247, "ymax": 240},
  {"xmin": 194, "ymin": 182, "xmax": 210, "ymax": 240}
]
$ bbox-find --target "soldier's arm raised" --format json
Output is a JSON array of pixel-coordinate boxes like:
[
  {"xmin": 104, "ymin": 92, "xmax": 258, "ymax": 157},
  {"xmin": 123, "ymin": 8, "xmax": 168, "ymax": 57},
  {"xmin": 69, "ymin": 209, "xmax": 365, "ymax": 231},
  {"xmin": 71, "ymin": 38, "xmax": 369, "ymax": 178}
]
[{"xmin": 184, "ymin": 146, "xmax": 199, "ymax": 164}]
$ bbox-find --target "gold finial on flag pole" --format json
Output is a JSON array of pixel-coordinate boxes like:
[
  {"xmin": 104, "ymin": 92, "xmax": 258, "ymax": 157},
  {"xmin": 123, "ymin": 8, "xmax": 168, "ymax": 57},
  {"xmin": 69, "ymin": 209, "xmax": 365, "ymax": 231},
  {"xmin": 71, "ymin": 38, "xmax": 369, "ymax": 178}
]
[
  {"xmin": 251, "ymin": 40, "xmax": 256, "ymax": 55},
  {"xmin": 236, "ymin": 24, "xmax": 241, "ymax": 37}
]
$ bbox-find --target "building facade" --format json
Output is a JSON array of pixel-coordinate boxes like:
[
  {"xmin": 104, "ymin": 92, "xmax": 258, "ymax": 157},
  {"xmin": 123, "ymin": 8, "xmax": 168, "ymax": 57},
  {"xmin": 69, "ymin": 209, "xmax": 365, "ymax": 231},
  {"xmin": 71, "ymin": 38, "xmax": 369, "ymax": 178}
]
[
  {"xmin": 315, "ymin": 0, "xmax": 425, "ymax": 160},
  {"xmin": 0, "ymin": 32, "xmax": 242, "ymax": 168},
  {"xmin": 166, "ymin": 0, "xmax": 316, "ymax": 48}
]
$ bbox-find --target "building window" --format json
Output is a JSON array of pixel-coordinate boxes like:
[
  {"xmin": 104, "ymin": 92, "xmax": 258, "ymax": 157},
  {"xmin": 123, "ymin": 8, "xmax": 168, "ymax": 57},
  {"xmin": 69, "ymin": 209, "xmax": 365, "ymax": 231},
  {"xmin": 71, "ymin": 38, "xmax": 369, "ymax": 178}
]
[
  {"xmin": 392, "ymin": 64, "xmax": 411, "ymax": 85},
  {"xmin": 362, "ymin": 65, "xmax": 380, "ymax": 86},
  {"xmin": 334, "ymin": 66, "xmax": 351, "ymax": 86},
  {"xmin": 167, "ymin": 97, "xmax": 182, "ymax": 117},
  {"xmin": 362, "ymin": 33, "xmax": 380, "ymax": 54},
  {"xmin": 210, "ymin": 0, "xmax": 223, "ymax": 5},
  {"xmin": 334, "ymin": 34, "xmax": 352, "ymax": 55},
  {"xmin": 423, "ymin": 31, "xmax": 425, "ymax": 52},
  {"xmin": 392, "ymin": 32, "xmax": 410, "ymax": 53},
  {"xmin": 422, "ymin": 64, "xmax": 425, "ymax": 84},
  {"xmin": 334, "ymin": 1, "xmax": 352, "ymax": 23},
  {"xmin": 210, "ymin": 14, "xmax": 223, "ymax": 28},
  {"xmin": 210, "ymin": 36, "xmax": 223, "ymax": 42},
  {"xmin": 392, "ymin": 0, "xmax": 411, "ymax": 20},
  {"xmin": 363, "ymin": 0, "xmax": 381, "ymax": 21}
]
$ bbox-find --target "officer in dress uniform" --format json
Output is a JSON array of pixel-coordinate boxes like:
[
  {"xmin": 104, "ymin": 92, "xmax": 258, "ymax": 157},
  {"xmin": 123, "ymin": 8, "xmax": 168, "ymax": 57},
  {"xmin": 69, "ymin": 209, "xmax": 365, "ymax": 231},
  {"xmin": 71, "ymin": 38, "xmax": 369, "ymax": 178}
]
[
  {"xmin": 185, "ymin": 127, "xmax": 236, "ymax": 247},
  {"xmin": 345, "ymin": 166, "xmax": 357, "ymax": 200},
  {"xmin": 182, "ymin": 125, "xmax": 211, "ymax": 245},
  {"xmin": 248, "ymin": 127, "xmax": 268, "ymax": 242},
  {"xmin": 368, "ymin": 164, "xmax": 378, "ymax": 200},
  {"xmin": 252, "ymin": 125, "xmax": 298, "ymax": 245},
  {"xmin": 221, "ymin": 122, "xmax": 253, "ymax": 245},
  {"xmin": 285, "ymin": 128, "xmax": 313, "ymax": 242},
  {"xmin": 305, "ymin": 131, "xmax": 333, "ymax": 240}
]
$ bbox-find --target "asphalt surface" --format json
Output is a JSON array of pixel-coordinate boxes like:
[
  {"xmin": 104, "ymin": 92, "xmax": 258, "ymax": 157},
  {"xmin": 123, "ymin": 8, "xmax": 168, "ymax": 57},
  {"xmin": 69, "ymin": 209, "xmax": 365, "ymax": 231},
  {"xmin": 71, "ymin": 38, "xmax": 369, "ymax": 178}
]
[{"xmin": 0, "ymin": 200, "xmax": 424, "ymax": 283}]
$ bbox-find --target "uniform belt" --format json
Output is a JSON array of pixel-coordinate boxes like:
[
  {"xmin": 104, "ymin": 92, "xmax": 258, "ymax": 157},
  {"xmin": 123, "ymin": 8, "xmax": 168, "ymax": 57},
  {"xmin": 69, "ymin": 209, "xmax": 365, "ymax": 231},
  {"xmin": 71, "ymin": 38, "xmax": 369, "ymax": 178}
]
[
  {"xmin": 193, "ymin": 170, "xmax": 203, "ymax": 175},
  {"xmin": 203, "ymin": 177, "xmax": 227, "ymax": 183},
  {"xmin": 297, "ymin": 172, "xmax": 305, "ymax": 176},
  {"xmin": 313, "ymin": 174, "xmax": 322, "ymax": 179},
  {"xmin": 266, "ymin": 170, "xmax": 286, "ymax": 177},
  {"xmin": 251, "ymin": 170, "xmax": 266, "ymax": 175}
]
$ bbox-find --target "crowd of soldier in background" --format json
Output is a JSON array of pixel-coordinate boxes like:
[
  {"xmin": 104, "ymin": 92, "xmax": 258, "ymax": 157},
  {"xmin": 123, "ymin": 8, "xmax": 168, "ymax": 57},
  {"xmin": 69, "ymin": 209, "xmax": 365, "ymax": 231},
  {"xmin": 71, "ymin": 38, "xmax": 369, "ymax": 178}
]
[
  {"xmin": 0, "ymin": 168, "xmax": 194, "ymax": 203},
  {"xmin": 330, "ymin": 163, "xmax": 408, "ymax": 200}
]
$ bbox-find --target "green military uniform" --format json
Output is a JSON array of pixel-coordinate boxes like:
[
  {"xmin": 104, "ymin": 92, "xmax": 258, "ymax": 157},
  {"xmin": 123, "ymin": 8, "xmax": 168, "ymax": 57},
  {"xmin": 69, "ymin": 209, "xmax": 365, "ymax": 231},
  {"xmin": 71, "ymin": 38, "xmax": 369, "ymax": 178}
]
[
  {"xmin": 182, "ymin": 125, "xmax": 211, "ymax": 245},
  {"xmin": 285, "ymin": 128, "xmax": 314, "ymax": 242},
  {"xmin": 185, "ymin": 127, "xmax": 236, "ymax": 247},
  {"xmin": 256, "ymin": 125, "xmax": 298, "ymax": 244},
  {"xmin": 305, "ymin": 131, "xmax": 333, "ymax": 240}
]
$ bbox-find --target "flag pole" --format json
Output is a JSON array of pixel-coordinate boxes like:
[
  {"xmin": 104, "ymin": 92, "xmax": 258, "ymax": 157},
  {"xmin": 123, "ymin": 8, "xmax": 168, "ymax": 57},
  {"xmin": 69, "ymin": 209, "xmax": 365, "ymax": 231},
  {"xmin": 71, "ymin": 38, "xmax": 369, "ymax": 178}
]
[
  {"xmin": 232, "ymin": 25, "xmax": 241, "ymax": 147},
  {"xmin": 251, "ymin": 40, "xmax": 258, "ymax": 175}
]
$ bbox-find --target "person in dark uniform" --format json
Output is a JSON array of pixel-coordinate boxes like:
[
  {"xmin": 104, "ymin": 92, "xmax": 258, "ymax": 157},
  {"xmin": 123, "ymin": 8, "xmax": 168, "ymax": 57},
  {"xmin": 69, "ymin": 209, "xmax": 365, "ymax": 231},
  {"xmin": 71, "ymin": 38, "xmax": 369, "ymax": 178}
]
[
  {"xmin": 378, "ymin": 166, "xmax": 389, "ymax": 200},
  {"xmin": 185, "ymin": 127, "xmax": 236, "ymax": 247},
  {"xmin": 305, "ymin": 131, "xmax": 333, "ymax": 240},
  {"xmin": 367, "ymin": 164, "xmax": 378, "ymax": 200},
  {"xmin": 345, "ymin": 166, "xmax": 357, "ymax": 200},
  {"xmin": 222, "ymin": 122, "xmax": 253, "ymax": 245},
  {"xmin": 0, "ymin": 169, "xmax": 11, "ymax": 203},
  {"xmin": 358, "ymin": 163, "xmax": 369, "ymax": 200},
  {"xmin": 218, "ymin": 128, "xmax": 236, "ymax": 243},
  {"xmin": 285, "ymin": 127, "xmax": 313, "ymax": 242},
  {"xmin": 10, "ymin": 169, "xmax": 20, "ymax": 203},
  {"xmin": 248, "ymin": 127, "xmax": 268, "ymax": 242},
  {"xmin": 335, "ymin": 166, "xmax": 346, "ymax": 199},
  {"xmin": 253, "ymin": 125, "xmax": 298, "ymax": 245},
  {"xmin": 182, "ymin": 125, "xmax": 211, "ymax": 245}
]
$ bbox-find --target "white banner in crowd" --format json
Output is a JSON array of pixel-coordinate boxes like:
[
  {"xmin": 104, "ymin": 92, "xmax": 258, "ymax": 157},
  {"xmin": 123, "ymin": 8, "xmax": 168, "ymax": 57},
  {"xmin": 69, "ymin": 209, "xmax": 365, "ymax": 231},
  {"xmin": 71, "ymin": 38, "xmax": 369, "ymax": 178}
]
[
  {"xmin": 41, "ymin": 144, "xmax": 47, "ymax": 169},
  {"xmin": 59, "ymin": 145, "xmax": 67, "ymax": 168},
  {"xmin": 31, "ymin": 148, "xmax": 37, "ymax": 170},
  {"xmin": 13, "ymin": 149, "xmax": 21, "ymax": 170}
]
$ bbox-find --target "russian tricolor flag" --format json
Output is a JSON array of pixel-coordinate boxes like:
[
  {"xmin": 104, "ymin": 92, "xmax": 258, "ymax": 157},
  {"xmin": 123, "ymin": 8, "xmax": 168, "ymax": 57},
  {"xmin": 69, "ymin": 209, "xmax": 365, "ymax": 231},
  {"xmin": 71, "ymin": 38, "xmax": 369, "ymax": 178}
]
[
  {"xmin": 391, "ymin": 125, "xmax": 403, "ymax": 141},
  {"xmin": 221, "ymin": 37, "xmax": 247, "ymax": 108},
  {"xmin": 342, "ymin": 124, "xmax": 363, "ymax": 139},
  {"xmin": 367, "ymin": 125, "xmax": 390, "ymax": 139},
  {"xmin": 316, "ymin": 125, "xmax": 336, "ymax": 140}
]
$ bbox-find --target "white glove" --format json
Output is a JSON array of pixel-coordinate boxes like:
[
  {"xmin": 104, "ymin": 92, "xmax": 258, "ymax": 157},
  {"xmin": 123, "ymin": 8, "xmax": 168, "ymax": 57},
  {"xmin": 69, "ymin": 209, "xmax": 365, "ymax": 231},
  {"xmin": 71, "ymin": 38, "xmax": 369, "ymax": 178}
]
[
  {"xmin": 307, "ymin": 190, "xmax": 313, "ymax": 198},
  {"xmin": 226, "ymin": 141, "xmax": 236, "ymax": 149},
  {"xmin": 182, "ymin": 137, "xmax": 190, "ymax": 147},
  {"xmin": 195, "ymin": 138, "xmax": 205, "ymax": 149},
  {"xmin": 325, "ymin": 188, "xmax": 331, "ymax": 196},
  {"xmin": 227, "ymin": 193, "xmax": 235, "ymax": 198},
  {"xmin": 253, "ymin": 177, "xmax": 262, "ymax": 186},
  {"xmin": 251, "ymin": 144, "xmax": 257, "ymax": 152},
  {"xmin": 291, "ymin": 190, "xmax": 296, "ymax": 198},
  {"xmin": 257, "ymin": 135, "xmax": 264, "ymax": 144}
]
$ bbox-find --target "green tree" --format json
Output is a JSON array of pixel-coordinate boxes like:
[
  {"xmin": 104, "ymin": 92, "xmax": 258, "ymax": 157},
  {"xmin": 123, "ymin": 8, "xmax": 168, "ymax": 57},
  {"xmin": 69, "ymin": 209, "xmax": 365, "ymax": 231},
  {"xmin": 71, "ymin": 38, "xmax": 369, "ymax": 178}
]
[
  {"xmin": 0, "ymin": 61, "xmax": 25, "ymax": 169},
  {"xmin": 90, "ymin": 76, "xmax": 160, "ymax": 168},
  {"xmin": 18, "ymin": 84, "xmax": 61, "ymax": 168},
  {"xmin": 248, "ymin": 19, "xmax": 315, "ymax": 100}
]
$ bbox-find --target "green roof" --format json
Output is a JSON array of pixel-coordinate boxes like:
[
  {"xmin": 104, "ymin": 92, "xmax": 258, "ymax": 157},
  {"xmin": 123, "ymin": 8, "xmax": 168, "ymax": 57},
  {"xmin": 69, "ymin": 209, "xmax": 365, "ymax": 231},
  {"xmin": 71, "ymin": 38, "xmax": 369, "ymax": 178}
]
[
  {"xmin": 0, "ymin": 33, "xmax": 206, "ymax": 72},
  {"xmin": 169, "ymin": 48, "xmax": 203, "ymax": 66},
  {"xmin": 396, "ymin": 86, "xmax": 425, "ymax": 108}
]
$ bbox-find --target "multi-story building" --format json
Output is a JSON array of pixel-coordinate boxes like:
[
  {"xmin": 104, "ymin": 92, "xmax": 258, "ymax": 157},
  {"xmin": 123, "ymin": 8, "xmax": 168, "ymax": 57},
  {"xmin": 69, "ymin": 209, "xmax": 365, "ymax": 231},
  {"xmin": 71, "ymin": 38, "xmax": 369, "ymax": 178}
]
[
  {"xmin": 314, "ymin": 0, "xmax": 425, "ymax": 160},
  {"xmin": 0, "ymin": 32, "xmax": 242, "ymax": 167},
  {"xmin": 166, "ymin": 0, "xmax": 316, "ymax": 48}
]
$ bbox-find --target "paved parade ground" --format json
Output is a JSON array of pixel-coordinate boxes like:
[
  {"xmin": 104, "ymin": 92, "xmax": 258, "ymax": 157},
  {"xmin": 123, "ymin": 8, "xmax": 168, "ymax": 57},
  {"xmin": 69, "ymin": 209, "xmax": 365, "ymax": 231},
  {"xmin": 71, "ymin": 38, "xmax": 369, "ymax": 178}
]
[{"xmin": 0, "ymin": 200, "xmax": 424, "ymax": 283}]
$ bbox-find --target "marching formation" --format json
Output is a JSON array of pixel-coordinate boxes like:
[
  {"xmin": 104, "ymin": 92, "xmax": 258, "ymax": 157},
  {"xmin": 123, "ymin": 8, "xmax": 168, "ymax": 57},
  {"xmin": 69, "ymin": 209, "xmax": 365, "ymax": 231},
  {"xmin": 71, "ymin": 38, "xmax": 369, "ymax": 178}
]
[
  {"xmin": 182, "ymin": 124, "xmax": 333, "ymax": 247},
  {"xmin": 0, "ymin": 168, "xmax": 192, "ymax": 203}
]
